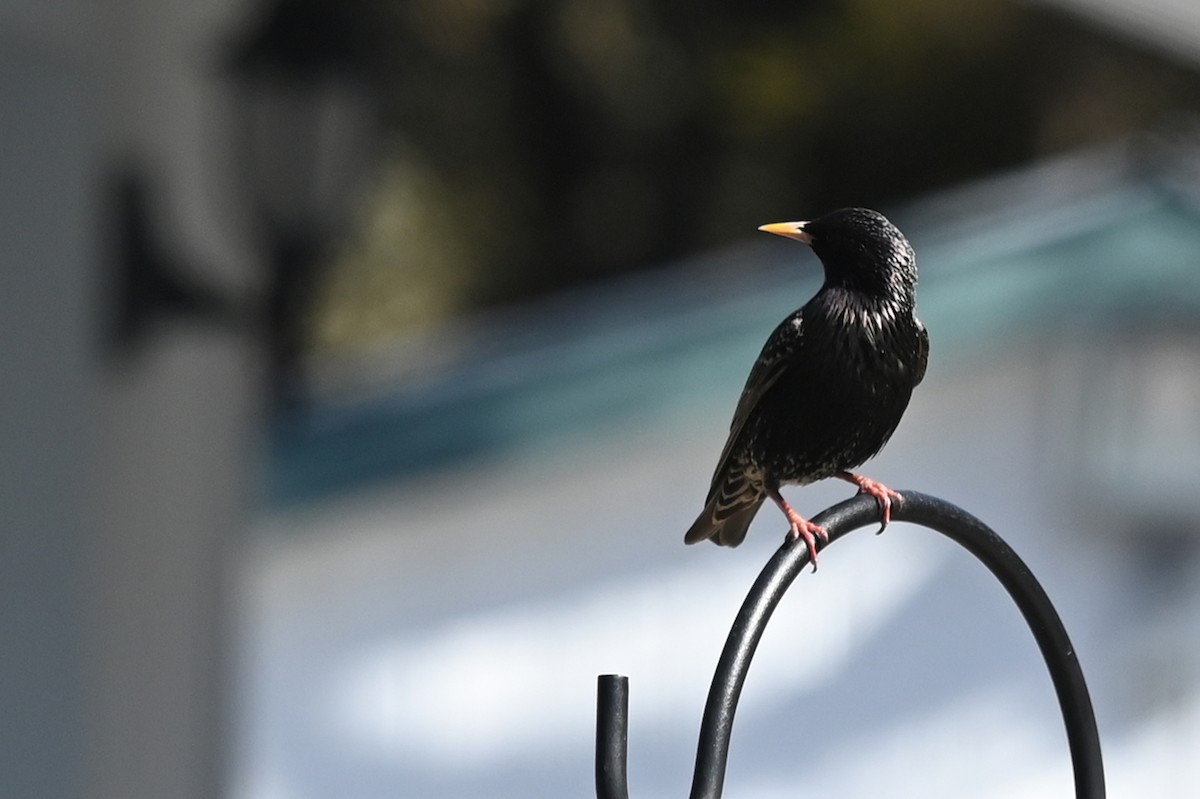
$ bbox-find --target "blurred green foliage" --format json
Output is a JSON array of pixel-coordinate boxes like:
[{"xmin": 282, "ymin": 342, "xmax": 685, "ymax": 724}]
[{"xmin": 312, "ymin": 0, "xmax": 1200, "ymax": 355}]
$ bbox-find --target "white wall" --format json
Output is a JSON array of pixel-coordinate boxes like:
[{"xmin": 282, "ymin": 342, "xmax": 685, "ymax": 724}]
[{"xmin": 0, "ymin": 2, "xmax": 261, "ymax": 798}]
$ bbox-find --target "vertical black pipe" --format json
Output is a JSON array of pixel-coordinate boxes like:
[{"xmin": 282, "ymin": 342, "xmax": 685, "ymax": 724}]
[{"xmin": 596, "ymin": 674, "xmax": 630, "ymax": 799}]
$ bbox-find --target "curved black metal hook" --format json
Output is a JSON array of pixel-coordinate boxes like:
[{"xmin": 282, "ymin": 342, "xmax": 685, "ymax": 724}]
[{"xmin": 596, "ymin": 491, "xmax": 1105, "ymax": 799}]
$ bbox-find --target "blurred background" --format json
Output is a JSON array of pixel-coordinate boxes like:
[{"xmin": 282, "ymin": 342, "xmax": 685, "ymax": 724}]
[{"xmin": 5, "ymin": 0, "xmax": 1200, "ymax": 797}]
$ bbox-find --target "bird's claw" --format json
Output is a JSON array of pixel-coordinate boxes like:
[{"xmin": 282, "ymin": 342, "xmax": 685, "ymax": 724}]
[
  {"xmin": 768, "ymin": 488, "xmax": 828, "ymax": 572},
  {"xmin": 856, "ymin": 479, "xmax": 903, "ymax": 533},
  {"xmin": 784, "ymin": 514, "xmax": 828, "ymax": 572},
  {"xmin": 836, "ymin": 471, "xmax": 903, "ymax": 533}
]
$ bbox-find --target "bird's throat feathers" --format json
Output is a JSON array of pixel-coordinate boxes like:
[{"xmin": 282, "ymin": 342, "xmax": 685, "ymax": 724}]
[{"xmin": 809, "ymin": 285, "xmax": 911, "ymax": 349}]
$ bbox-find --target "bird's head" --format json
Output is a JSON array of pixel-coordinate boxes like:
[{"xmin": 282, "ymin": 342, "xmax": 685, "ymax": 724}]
[{"xmin": 759, "ymin": 208, "xmax": 916, "ymax": 300}]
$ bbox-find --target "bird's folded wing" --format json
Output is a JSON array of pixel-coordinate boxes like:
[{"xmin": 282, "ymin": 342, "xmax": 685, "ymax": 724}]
[{"xmin": 706, "ymin": 313, "xmax": 801, "ymax": 497}]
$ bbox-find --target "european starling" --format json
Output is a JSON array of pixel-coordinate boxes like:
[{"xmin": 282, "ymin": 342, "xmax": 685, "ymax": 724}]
[{"xmin": 685, "ymin": 208, "xmax": 928, "ymax": 569}]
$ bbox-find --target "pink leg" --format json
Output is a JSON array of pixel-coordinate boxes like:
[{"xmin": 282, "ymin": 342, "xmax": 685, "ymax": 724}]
[
  {"xmin": 837, "ymin": 472, "xmax": 903, "ymax": 533},
  {"xmin": 767, "ymin": 487, "xmax": 828, "ymax": 572}
]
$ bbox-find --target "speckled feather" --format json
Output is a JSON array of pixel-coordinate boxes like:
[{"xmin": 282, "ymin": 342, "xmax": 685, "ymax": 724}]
[{"xmin": 685, "ymin": 208, "xmax": 928, "ymax": 547}]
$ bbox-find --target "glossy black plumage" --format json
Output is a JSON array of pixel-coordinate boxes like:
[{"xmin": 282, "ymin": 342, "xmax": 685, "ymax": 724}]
[{"xmin": 685, "ymin": 208, "xmax": 928, "ymax": 564}]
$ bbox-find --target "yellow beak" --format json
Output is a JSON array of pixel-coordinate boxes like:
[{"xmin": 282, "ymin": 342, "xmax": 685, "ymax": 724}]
[{"xmin": 757, "ymin": 221, "xmax": 812, "ymax": 244}]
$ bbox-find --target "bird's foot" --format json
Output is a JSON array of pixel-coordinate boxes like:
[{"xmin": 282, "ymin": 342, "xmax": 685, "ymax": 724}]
[
  {"xmin": 838, "ymin": 472, "xmax": 902, "ymax": 533},
  {"xmin": 785, "ymin": 514, "xmax": 829, "ymax": 572},
  {"xmin": 767, "ymin": 488, "xmax": 827, "ymax": 571}
]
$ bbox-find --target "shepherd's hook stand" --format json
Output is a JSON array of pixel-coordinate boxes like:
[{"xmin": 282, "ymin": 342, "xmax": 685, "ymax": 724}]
[{"xmin": 595, "ymin": 490, "xmax": 1105, "ymax": 799}]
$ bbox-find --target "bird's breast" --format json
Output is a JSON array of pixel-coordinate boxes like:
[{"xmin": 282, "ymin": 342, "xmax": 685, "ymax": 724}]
[{"xmin": 748, "ymin": 302, "xmax": 923, "ymax": 482}]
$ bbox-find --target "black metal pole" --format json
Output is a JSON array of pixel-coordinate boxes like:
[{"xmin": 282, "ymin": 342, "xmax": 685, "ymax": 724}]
[
  {"xmin": 895, "ymin": 492, "xmax": 1105, "ymax": 799},
  {"xmin": 596, "ymin": 674, "xmax": 630, "ymax": 799},
  {"xmin": 595, "ymin": 491, "xmax": 1105, "ymax": 799}
]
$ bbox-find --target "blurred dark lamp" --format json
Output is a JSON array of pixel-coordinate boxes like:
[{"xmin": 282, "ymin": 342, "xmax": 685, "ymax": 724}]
[
  {"xmin": 226, "ymin": 0, "xmax": 383, "ymax": 407},
  {"xmin": 227, "ymin": 0, "xmax": 380, "ymax": 244}
]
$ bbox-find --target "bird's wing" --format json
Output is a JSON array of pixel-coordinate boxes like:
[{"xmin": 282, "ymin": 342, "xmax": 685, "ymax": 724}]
[
  {"xmin": 707, "ymin": 312, "xmax": 801, "ymax": 495},
  {"xmin": 912, "ymin": 316, "xmax": 929, "ymax": 387}
]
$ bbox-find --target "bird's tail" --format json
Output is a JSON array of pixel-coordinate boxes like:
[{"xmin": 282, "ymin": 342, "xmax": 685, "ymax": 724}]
[{"xmin": 684, "ymin": 495, "xmax": 765, "ymax": 548}]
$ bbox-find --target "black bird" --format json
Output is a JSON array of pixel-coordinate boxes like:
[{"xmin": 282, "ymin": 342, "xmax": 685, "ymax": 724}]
[{"xmin": 685, "ymin": 208, "xmax": 928, "ymax": 569}]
